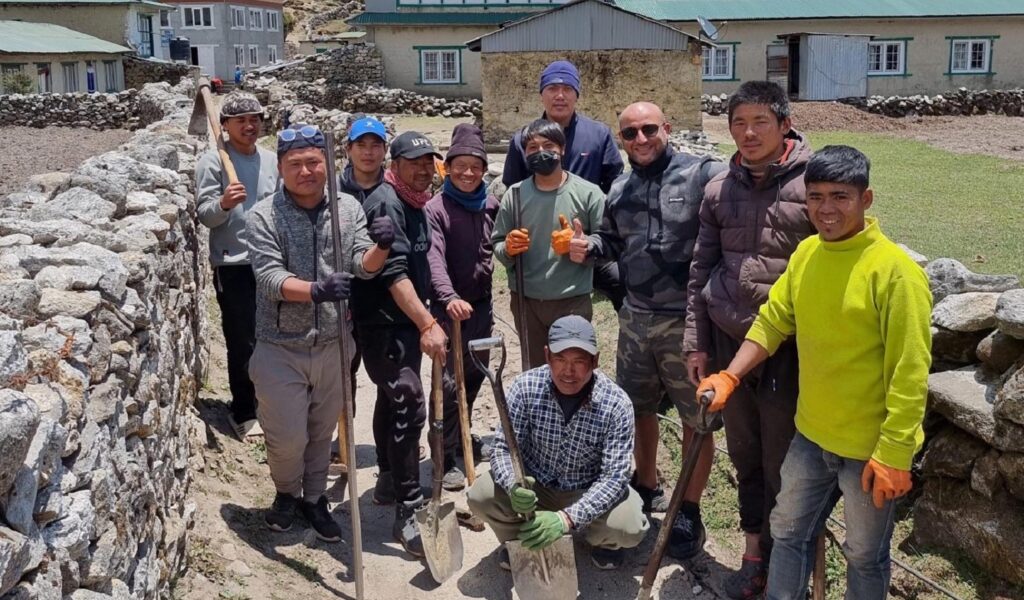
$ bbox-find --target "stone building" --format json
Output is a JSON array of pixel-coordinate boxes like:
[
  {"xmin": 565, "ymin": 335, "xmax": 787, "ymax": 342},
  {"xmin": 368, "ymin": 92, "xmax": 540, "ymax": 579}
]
[
  {"xmin": 466, "ymin": 0, "xmax": 708, "ymax": 143},
  {"xmin": 0, "ymin": 20, "xmax": 130, "ymax": 93}
]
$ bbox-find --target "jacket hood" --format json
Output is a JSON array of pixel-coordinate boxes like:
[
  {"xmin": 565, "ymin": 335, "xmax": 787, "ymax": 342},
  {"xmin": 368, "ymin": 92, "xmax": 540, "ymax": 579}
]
[{"xmin": 728, "ymin": 128, "xmax": 811, "ymax": 187}]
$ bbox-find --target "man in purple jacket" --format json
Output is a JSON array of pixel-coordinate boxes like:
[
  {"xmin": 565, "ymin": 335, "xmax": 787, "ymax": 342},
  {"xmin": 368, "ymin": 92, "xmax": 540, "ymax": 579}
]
[{"xmin": 425, "ymin": 124, "xmax": 500, "ymax": 491}]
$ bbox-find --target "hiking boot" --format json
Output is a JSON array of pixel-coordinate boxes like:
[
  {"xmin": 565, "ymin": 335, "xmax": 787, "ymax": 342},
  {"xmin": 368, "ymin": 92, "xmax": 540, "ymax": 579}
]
[
  {"xmin": 394, "ymin": 501, "xmax": 425, "ymax": 558},
  {"xmin": 591, "ymin": 546, "xmax": 625, "ymax": 570},
  {"xmin": 442, "ymin": 465, "xmax": 466, "ymax": 491},
  {"xmin": 373, "ymin": 471, "xmax": 395, "ymax": 505},
  {"xmin": 497, "ymin": 546, "xmax": 511, "ymax": 571},
  {"xmin": 725, "ymin": 556, "xmax": 767, "ymax": 600},
  {"xmin": 265, "ymin": 492, "xmax": 299, "ymax": 532},
  {"xmin": 632, "ymin": 476, "xmax": 669, "ymax": 513},
  {"xmin": 300, "ymin": 495, "xmax": 343, "ymax": 543},
  {"xmin": 667, "ymin": 504, "xmax": 706, "ymax": 561}
]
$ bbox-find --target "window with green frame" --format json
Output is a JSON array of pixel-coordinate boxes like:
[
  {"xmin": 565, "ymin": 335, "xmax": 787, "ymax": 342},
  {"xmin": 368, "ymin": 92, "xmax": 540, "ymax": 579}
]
[{"xmin": 419, "ymin": 48, "xmax": 460, "ymax": 84}]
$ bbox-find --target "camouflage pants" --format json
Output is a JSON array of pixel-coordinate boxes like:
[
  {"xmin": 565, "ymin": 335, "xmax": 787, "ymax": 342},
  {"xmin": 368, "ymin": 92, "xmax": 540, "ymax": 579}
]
[{"xmin": 616, "ymin": 307, "xmax": 699, "ymax": 424}]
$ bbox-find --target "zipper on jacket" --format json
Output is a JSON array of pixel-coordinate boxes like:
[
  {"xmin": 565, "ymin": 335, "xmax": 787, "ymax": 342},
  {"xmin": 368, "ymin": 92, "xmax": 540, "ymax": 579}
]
[{"xmin": 312, "ymin": 211, "xmax": 320, "ymax": 346}]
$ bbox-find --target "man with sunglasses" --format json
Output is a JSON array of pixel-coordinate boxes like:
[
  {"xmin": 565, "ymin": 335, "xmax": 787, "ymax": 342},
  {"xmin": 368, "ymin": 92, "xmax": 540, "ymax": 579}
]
[
  {"xmin": 245, "ymin": 123, "xmax": 394, "ymax": 542},
  {"xmin": 196, "ymin": 91, "xmax": 278, "ymax": 441},
  {"xmin": 571, "ymin": 101, "xmax": 726, "ymax": 560},
  {"xmin": 501, "ymin": 60, "xmax": 626, "ymax": 312},
  {"xmin": 351, "ymin": 131, "xmax": 449, "ymax": 558}
]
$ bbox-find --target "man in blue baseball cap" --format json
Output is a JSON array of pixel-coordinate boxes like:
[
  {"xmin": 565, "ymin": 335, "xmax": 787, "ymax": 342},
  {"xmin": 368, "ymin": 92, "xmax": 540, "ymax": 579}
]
[
  {"xmin": 501, "ymin": 59, "xmax": 626, "ymax": 312},
  {"xmin": 340, "ymin": 114, "xmax": 388, "ymax": 205}
]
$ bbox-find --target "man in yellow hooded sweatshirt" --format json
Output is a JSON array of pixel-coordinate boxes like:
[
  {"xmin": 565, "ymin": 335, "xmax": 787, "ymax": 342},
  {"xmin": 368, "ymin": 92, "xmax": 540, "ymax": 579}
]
[{"xmin": 696, "ymin": 145, "xmax": 932, "ymax": 600}]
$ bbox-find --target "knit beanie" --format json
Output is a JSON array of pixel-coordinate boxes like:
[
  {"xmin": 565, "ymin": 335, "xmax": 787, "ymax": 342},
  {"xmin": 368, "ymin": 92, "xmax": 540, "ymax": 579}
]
[
  {"xmin": 539, "ymin": 60, "xmax": 581, "ymax": 96},
  {"xmin": 445, "ymin": 123, "xmax": 487, "ymax": 164}
]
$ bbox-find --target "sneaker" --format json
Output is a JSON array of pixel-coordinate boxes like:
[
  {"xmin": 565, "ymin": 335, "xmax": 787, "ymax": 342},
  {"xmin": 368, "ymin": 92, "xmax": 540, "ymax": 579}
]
[
  {"xmin": 591, "ymin": 546, "xmax": 624, "ymax": 570},
  {"xmin": 632, "ymin": 476, "xmax": 669, "ymax": 513},
  {"xmin": 667, "ymin": 506, "xmax": 706, "ymax": 561},
  {"xmin": 459, "ymin": 434, "xmax": 492, "ymax": 462},
  {"xmin": 442, "ymin": 465, "xmax": 466, "ymax": 491},
  {"xmin": 394, "ymin": 502, "xmax": 424, "ymax": 558},
  {"xmin": 724, "ymin": 556, "xmax": 767, "ymax": 600},
  {"xmin": 497, "ymin": 546, "xmax": 511, "ymax": 571},
  {"xmin": 373, "ymin": 471, "xmax": 395, "ymax": 505},
  {"xmin": 300, "ymin": 495, "xmax": 342, "ymax": 542},
  {"xmin": 265, "ymin": 492, "xmax": 299, "ymax": 532}
]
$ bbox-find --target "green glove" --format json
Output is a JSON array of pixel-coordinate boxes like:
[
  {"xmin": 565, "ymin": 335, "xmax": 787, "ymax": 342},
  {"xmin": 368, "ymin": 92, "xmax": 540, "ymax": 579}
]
[
  {"xmin": 518, "ymin": 511, "xmax": 566, "ymax": 551},
  {"xmin": 509, "ymin": 476, "xmax": 537, "ymax": 515}
]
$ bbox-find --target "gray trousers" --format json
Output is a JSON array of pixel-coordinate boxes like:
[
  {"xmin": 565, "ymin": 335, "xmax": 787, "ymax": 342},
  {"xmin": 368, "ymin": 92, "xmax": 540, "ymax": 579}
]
[
  {"xmin": 509, "ymin": 293, "xmax": 593, "ymax": 369},
  {"xmin": 249, "ymin": 340, "xmax": 343, "ymax": 500},
  {"xmin": 466, "ymin": 472, "xmax": 649, "ymax": 550}
]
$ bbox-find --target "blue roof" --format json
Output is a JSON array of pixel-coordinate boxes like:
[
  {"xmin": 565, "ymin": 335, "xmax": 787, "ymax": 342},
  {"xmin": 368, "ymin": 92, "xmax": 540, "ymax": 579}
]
[{"xmin": 611, "ymin": 0, "xmax": 1024, "ymax": 21}]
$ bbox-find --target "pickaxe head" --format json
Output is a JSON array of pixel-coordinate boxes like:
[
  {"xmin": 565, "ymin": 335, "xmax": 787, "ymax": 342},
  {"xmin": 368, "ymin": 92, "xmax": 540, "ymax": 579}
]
[{"xmin": 188, "ymin": 77, "xmax": 215, "ymax": 136}]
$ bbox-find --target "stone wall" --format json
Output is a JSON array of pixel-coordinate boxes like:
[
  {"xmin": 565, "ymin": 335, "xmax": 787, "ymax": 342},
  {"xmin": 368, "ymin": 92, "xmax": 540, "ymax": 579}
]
[
  {"xmin": 0, "ymin": 91, "xmax": 140, "ymax": 130},
  {"xmin": 123, "ymin": 57, "xmax": 199, "ymax": 94},
  {"xmin": 912, "ymin": 258, "xmax": 1024, "ymax": 585},
  {"xmin": 258, "ymin": 45, "xmax": 384, "ymax": 88},
  {"xmin": 0, "ymin": 79, "xmax": 207, "ymax": 598},
  {"xmin": 480, "ymin": 47, "xmax": 704, "ymax": 143},
  {"xmin": 843, "ymin": 88, "xmax": 1024, "ymax": 118}
]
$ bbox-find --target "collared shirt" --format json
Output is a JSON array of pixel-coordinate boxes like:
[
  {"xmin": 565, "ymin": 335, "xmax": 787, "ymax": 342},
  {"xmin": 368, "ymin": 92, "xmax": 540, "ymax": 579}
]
[
  {"xmin": 490, "ymin": 365, "xmax": 635, "ymax": 529},
  {"xmin": 502, "ymin": 112, "xmax": 624, "ymax": 193}
]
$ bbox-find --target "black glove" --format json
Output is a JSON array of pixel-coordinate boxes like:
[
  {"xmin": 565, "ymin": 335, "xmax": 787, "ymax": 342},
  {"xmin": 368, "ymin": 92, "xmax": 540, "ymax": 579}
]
[
  {"xmin": 369, "ymin": 215, "xmax": 396, "ymax": 250},
  {"xmin": 310, "ymin": 272, "xmax": 352, "ymax": 303}
]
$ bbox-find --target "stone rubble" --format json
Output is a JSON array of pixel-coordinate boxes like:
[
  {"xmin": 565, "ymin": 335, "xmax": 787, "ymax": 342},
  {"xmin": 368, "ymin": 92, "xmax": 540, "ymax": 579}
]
[
  {"xmin": 0, "ymin": 78, "xmax": 207, "ymax": 598},
  {"xmin": 0, "ymin": 91, "xmax": 139, "ymax": 130},
  {"xmin": 704, "ymin": 89, "xmax": 1024, "ymax": 119}
]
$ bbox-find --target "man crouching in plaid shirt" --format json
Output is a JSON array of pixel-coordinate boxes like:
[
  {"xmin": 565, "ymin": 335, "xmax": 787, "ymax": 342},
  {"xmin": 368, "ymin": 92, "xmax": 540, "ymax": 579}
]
[{"xmin": 468, "ymin": 315, "xmax": 650, "ymax": 570}]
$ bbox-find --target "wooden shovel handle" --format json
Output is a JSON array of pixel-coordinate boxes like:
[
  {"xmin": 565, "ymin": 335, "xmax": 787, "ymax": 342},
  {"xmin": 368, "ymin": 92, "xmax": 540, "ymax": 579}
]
[
  {"xmin": 453, "ymin": 320, "xmax": 476, "ymax": 484},
  {"xmin": 198, "ymin": 84, "xmax": 239, "ymax": 185}
]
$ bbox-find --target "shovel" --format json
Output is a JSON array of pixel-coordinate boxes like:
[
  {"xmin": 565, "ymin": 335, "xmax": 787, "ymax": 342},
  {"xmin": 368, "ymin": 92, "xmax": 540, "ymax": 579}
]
[
  {"xmin": 324, "ymin": 132, "xmax": 364, "ymax": 599},
  {"xmin": 417, "ymin": 355, "xmax": 464, "ymax": 583},
  {"xmin": 188, "ymin": 77, "xmax": 239, "ymax": 185},
  {"xmin": 637, "ymin": 391, "xmax": 720, "ymax": 600},
  {"xmin": 469, "ymin": 335, "xmax": 578, "ymax": 600},
  {"xmin": 452, "ymin": 320, "xmax": 476, "ymax": 486}
]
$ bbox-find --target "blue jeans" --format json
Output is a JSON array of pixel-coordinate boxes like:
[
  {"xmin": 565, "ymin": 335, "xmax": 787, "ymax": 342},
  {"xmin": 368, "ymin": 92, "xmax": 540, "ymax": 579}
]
[{"xmin": 767, "ymin": 433, "xmax": 896, "ymax": 600}]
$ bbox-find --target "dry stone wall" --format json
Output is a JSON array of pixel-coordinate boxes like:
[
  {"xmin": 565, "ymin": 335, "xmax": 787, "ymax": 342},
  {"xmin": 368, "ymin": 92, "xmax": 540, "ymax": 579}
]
[
  {"xmin": 0, "ymin": 79, "xmax": 207, "ymax": 598},
  {"xmin": 0, "ymin": 91, "xmax": 140, "ymax": 130},
  {"xmin": 257, "ymin": 45, "xmax": 384, "ymax": 88},
  {"xmin": 912, "ymin": 258, "xmax": 1024, "ymax": 585},
  {"xmin": 123, "ymin": 57, "xmax": 199, "ymax": 93},
  {"xmin": 703, "ymin": 89, "xmax": 1024, "ymax": 118}
]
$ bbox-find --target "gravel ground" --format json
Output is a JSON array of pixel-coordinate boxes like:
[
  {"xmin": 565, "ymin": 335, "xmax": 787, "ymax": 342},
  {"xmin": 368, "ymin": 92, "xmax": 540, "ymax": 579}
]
[{"xmin": 0, "ymin": 126, "xmax": 132, "ymax": 195}]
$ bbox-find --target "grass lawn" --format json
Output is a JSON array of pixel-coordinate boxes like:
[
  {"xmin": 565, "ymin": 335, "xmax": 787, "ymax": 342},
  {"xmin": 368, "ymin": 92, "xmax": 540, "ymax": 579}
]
[{"xmin": 719, "ymin": 133, "xmax": 1024, "ymax": 279}]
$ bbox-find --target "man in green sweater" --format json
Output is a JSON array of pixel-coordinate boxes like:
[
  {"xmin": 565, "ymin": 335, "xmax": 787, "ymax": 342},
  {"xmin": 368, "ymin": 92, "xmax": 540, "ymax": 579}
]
[
  {"xmin": 696, "ymin": 146, "xmax": 932, "ymax": 599},
  {"xmin": 491, "ymin": 119, "xmax": 605, "ymax": 368}
]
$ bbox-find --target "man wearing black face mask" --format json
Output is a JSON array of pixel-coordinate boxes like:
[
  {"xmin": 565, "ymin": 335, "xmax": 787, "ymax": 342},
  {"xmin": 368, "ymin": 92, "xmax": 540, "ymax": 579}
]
[{"xmin": 491, "ymin": 119, "xmax": 606, "ymax": 368}]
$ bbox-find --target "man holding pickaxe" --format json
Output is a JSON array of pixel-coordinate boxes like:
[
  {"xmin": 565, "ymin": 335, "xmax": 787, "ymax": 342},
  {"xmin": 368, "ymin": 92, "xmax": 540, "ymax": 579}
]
[{"xmin": 245, "ymin": 124, "xmax": 394, "ymax": 541}]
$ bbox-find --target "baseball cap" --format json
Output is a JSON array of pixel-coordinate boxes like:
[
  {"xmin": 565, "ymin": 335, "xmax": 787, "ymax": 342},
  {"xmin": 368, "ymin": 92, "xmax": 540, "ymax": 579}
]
[
  {"xmin": 390, "ymin": 131, "xmax": 442, "ymax": 160},
  {"xmin": 348, "ymin": 116, "xmax": 387, "ymax": 143},
  {"xmin": 547, "ymin": 315, "xmax": 598, "ymax": 355}
]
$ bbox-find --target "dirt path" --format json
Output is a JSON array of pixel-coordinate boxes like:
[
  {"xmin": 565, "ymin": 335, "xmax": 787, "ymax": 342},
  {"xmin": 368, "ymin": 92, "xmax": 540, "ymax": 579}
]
[
  {"xmin": 0, "ymin": 126, "xmax": 131, "ymax": 195},
  {"xmin": 173, "ymin": 290, "xmax": 739, "ymax": 599}
]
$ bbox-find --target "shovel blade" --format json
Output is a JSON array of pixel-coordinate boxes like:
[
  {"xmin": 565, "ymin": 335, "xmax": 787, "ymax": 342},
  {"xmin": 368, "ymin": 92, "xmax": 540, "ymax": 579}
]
[
  {"xmin": 507, "ymin": 537, "xmax": 578, "ymax": 600},
  {"xmin": 416, "ymin": 500, "xmax": 463, "ymax": 584}
]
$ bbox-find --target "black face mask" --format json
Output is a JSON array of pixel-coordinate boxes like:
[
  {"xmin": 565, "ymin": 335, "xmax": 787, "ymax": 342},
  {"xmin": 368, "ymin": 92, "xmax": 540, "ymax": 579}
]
[{"xmin": 526, "ymin": 150, "xmax": 560, "ymax": 176}]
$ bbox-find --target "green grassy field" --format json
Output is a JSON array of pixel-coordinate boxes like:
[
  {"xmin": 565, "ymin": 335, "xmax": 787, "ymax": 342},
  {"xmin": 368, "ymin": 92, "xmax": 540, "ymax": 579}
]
[{"xmin": 719, "ymin": 132, "xmax": 1024, "ymax": 279}]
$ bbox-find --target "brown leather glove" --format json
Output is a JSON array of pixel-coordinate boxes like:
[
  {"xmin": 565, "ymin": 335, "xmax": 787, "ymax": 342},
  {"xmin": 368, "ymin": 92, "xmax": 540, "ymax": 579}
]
[
  {"xmin": 550, "ymin": 214, "xmax": 574, "ymax": 255},
  {"xmin": 505, "ymin": 228, "xmax": 530, "ymax": 257}
]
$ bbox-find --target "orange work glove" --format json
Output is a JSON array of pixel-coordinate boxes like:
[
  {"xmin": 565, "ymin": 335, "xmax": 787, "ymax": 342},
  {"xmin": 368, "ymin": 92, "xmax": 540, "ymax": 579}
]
[
  {"xmin": 860, "ymin": 458, "xmax": 912, "ymax": 509},
  {"xmin": 551, "ymin": 214, "xmax": 574, "ymax": 255},
  {"xmin": 696, "ymin": 371, "xmax": 740, "ymax": 412},
  {"xmin": 505, "ymin": 228, "xmax": 530, "ymax": 257}
]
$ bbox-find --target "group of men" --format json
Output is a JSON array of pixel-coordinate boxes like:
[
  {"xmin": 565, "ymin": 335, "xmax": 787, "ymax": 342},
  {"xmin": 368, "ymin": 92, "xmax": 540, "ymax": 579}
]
[{"xmin": 196, "ymin": 58, "xmax": 931, "ymax": 599}]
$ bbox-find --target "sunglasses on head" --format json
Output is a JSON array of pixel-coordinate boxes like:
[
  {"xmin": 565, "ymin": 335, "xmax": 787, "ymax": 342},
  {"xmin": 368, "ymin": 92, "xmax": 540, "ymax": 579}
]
[
  {"xmin": 278, "ymin": 124, "xmax": 322, "ymax": 142},
  {"xmin": 620, "ymin": 124, "xmax": 661, "ymax": 141}
]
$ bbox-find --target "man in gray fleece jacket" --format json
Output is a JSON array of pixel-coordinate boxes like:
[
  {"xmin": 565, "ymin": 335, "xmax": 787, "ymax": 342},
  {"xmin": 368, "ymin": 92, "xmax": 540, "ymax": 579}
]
[
  {"xmin": 245, "ymin": 124, "xmax": 395, "ymax": 542},
  {"xmin": 195, "ymin": 91, "xmax": 278, "ymax": 440}
]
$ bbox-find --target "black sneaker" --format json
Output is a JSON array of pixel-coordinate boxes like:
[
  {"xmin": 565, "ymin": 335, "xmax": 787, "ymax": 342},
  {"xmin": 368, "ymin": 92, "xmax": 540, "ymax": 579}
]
[
  {"xmin": 394, "ymin": 501, "xmax": 424, "ymax": 558},
  {"xmin": 373, "ymin": 471, "xmax": 395, "ymax": 505},
  {"xmin": 497, "ymin": 546, "xmax": 511, "ymax": 571},
  {"xmin": 724, "ymin": 557, "xmax": 767, "ymax": 600},
  {"xmin": 300, "ymin": 495, "xmax": 342, "ymax": 543},
  {"xmin": 442, "ymin": 465, "xmax": 466, "ymax": 491},
  {"xmin": 591, "ymin": 546, "xmax": 624, "ymax": 570},
  {"xmin": 459, "ymin": 434, "xmax": 492, "ymax": 463},
  {"xmin": 667, "ymin": 505, "xmax": 706, "ymax": 561},
  {"xmin": 632, "ymin": 476, "xmax": 669, "ymax": 513},
  {"xmin": 265, "ymin": 492, "xmax": 299, "ymax": 532}
]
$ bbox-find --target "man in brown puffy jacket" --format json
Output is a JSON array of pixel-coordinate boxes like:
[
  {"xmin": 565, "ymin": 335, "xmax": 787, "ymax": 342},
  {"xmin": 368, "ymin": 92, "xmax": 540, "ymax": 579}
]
[{"xmin": 683, "ymin": 81, "xmax": 815, "ymax": 599}]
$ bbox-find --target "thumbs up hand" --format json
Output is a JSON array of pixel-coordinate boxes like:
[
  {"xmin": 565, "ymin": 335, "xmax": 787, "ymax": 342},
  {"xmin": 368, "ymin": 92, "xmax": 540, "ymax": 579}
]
[
  {"xmin": 569, "ymin": 218, "xmax": 590, "ymax": 264},
  {"xmin": 550, "ymin": 213, "xmax": 574, "ymax": 256}
]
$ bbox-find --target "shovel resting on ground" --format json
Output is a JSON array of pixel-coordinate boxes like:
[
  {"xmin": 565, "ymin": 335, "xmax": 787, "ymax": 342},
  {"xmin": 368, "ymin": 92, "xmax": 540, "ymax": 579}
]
[
  {"xmin": 469, "ymin": 335, "xmax": 578, "ymax": 600},
  {"xmin": 417, "ymin": 355, "xmax": 464, "ymax": 583},
  {"xmin": 188, "ymin": 77, "xmax": 239, "ymax": 185}
]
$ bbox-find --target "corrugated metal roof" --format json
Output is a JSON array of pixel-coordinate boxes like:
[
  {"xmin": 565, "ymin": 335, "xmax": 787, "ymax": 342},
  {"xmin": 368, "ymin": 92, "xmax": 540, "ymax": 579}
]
[
  {"xmin": 0, "ymin": 0, "xmax": 170, "ymax": 5},
  {"xmin": 347, "ymin": 11, "xmax": 533, "ymax": 26},
  {"xmin": 0, "ymin": 20, "xmax": 131, "ymax": 53},
  {"xmin": 611, "ymin": 0, "xmax": 1024, "ymax": 21},
  {"xmin": 468, "ymin": 0, "xmax": 704, "ymax": 52}
]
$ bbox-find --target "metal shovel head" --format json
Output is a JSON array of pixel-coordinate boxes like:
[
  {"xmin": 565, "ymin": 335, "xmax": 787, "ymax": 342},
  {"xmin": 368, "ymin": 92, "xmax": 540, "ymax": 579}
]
[
  {"xmin": 416, "ymin": 499, "xmax": 463, "ymax": 583},
  {"xmin": 507, "ymin": 537, "xmax": 578, "ymax": 600}
]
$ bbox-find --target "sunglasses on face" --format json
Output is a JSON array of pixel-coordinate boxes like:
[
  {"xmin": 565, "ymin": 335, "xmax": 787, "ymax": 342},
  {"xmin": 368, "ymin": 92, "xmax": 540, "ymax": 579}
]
[
  {"xmin": 620, "ymin": 123, "xmax": 661, "ymax": 141},
  {"xmin": 278, "ymin": 124, "xmax": 322, "ymax": 142}
]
